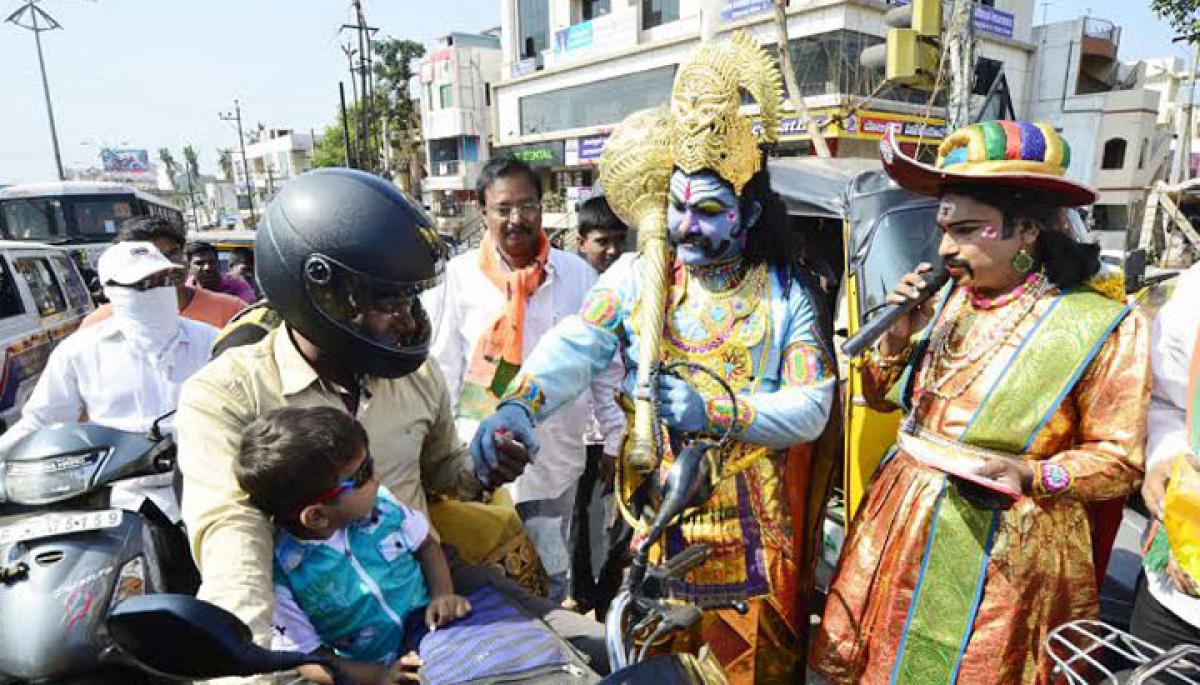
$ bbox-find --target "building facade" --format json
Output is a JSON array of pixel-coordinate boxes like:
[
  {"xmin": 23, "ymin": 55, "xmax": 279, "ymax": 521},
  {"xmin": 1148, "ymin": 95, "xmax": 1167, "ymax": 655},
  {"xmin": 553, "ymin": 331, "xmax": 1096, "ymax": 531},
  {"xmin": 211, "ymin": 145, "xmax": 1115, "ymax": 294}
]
[
  {"xmin": 230, "ymin": 129, "xmax": 321, "ymax": 206},
  {"xmin": 493, "ymin": 0, "xmax": 1037, "ymax": 203},
  {"xmin": 1027, "ymin": 17, "xmax": 1180, "ymax": 248},
  {"xmin": 418, "ymin": 30, "xmax": 502, "ymax": 238}
]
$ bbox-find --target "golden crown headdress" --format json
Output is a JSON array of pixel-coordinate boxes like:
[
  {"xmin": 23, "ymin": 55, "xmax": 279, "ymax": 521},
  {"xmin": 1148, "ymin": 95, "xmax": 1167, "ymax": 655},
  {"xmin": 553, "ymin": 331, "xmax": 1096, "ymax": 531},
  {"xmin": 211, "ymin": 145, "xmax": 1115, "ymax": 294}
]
[{"xmin": 669, "ymin": 31, "xmax": 783, "ymax": 194}]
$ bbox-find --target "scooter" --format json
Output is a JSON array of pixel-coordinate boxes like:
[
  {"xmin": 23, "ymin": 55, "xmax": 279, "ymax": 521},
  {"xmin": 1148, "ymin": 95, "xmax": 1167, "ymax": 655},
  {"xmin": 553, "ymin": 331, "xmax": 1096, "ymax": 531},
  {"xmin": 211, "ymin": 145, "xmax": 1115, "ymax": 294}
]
[{"xmin": 0, "ymin": 415, "xmax": 182, "ymax": 684}]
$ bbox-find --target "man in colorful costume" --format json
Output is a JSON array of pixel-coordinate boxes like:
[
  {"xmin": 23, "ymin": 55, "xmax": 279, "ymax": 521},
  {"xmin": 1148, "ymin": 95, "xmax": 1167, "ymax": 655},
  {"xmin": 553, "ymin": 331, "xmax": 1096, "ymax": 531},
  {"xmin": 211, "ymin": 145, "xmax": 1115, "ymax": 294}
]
[
  {"xmin": 472, "ymin": 33, "xmax": 836, "ymax": 683},
  {"xmin": 1135, "ymin": 261, "xmax": 1200, "ymax": 649},
  {"xmin": 810, "ymin": 122, "xmax": 1151, "ymax": 685}
]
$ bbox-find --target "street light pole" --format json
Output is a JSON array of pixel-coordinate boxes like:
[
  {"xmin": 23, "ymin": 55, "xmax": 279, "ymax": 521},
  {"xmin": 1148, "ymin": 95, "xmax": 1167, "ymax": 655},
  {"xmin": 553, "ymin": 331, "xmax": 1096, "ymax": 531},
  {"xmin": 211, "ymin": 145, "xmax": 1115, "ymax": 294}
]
[
  {"xmin": 6, "ymin": 1, "xmax": 66, "ymax": 181},
  {"xmin": 220, "ymin": 99, "xmax": 257, "ymax": 225}
]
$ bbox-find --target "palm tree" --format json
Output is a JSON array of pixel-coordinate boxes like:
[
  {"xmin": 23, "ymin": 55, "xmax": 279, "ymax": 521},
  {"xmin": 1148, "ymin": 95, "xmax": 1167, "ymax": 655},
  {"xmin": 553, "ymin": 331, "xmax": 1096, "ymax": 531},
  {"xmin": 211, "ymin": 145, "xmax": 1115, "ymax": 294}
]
[
  {"xmin": 181, "ymin": 145, "xmax": 203, "ymax": 227},
  {"xmin": 157, "ymin": 148, "xmax": 179, "ymax": 190}
]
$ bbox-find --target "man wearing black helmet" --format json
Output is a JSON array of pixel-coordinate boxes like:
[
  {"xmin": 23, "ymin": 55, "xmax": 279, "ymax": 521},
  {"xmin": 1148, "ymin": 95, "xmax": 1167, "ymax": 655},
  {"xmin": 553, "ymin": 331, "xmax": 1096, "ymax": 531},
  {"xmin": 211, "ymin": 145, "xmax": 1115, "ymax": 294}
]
[{"xmin": 175, "ymin": 169, "xmax": 606, "ymax": 681}]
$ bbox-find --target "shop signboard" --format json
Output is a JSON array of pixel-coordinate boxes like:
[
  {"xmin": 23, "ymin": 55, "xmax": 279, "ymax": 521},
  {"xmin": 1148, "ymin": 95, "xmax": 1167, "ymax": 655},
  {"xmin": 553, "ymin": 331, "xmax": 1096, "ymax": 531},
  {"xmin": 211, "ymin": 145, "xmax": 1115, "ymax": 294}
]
[
  {"xmin": 503, "ymin": 141, "xmax": 566, "ymax": 168},
  {"xmin": 722, "ymin": 0, "xmax": 773, "ymax": 22},
  {"xmin": 752, "ymin": 108, "xmax": 946, "ymax": 143},
  {"xmin": 511, "ymin": 57, "xmax": 538, "ymax": 78},
  {"xmin": 974, "ymin": 5, "xmax": 1015, "ymax": 39},
  {"xmin": 555, "ymin": 21, "xmax": 594, "ymax": 54},
  {"xmin": 890, "ymin": 0, "xmax": 1015, "ymax": 39}
]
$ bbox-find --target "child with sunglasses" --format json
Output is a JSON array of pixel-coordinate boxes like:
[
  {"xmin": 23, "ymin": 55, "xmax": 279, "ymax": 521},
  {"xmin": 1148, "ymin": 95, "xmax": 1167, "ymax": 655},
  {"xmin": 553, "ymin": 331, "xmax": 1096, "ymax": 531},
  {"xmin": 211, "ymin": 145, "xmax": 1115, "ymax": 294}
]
[{"xmin": 235, "ymin": 406, "xmax": 471, "ymax": 685}]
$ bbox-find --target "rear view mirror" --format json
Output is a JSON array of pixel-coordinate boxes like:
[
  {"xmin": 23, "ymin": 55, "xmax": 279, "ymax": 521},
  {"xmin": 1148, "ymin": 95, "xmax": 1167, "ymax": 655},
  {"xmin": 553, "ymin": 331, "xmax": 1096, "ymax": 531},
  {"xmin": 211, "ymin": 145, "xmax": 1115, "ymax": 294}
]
[{"xmin": 108, "ymin": 595, "xmax": 326, "ymax": 681}]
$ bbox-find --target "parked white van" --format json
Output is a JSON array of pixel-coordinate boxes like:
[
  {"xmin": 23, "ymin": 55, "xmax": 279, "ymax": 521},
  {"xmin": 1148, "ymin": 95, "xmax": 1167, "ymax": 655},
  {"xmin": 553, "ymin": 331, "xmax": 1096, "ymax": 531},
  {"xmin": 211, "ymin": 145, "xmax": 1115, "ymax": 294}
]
[{"xmin": 0, "ymin": 242, "xmax": 94, "ymax": 433}]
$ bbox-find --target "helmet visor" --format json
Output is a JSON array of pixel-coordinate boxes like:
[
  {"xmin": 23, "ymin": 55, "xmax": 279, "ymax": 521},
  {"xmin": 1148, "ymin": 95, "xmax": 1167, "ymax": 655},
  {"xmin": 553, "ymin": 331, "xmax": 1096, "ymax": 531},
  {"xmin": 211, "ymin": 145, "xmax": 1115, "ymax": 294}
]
[{"xmin": 302, "ymin": 253, "xmax": 445, "ymax": 354}]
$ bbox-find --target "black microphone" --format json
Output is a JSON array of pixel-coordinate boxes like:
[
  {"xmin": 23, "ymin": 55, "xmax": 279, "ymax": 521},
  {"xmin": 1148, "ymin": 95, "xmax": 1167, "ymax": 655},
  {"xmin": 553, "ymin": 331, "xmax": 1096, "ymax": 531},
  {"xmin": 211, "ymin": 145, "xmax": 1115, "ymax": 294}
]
[{"xmin": 842, "ymin": 265, "xmax": 950, "ymax": 359}]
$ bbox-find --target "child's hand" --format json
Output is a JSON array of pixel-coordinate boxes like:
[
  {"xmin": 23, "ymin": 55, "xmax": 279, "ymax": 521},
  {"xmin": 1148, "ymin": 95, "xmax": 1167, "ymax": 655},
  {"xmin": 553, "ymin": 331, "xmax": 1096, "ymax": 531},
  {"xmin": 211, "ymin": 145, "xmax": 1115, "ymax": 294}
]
[
  {"xmin": 386, "ymin": 652, "xmax": 423, "ymax": 683},
  {"xmin": 425, "ymin": 593, "xmax": 471, "ymax": 630}
]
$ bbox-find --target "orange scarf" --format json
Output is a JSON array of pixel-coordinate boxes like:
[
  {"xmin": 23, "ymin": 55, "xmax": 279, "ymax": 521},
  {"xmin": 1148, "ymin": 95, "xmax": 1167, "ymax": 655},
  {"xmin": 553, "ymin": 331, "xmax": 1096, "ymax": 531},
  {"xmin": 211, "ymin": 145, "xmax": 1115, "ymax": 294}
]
[{"xmin": 459, "ymin": 229, "xmax": 550, "ymax": 418}]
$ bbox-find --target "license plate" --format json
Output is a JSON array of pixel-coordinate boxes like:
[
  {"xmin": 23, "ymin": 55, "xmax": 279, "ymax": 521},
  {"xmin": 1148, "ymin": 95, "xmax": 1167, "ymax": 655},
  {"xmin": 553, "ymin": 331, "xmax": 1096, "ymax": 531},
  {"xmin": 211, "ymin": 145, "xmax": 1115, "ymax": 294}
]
[{"xmin": 0, "ymin": 510, "xmax": 123, "ymax": 546}]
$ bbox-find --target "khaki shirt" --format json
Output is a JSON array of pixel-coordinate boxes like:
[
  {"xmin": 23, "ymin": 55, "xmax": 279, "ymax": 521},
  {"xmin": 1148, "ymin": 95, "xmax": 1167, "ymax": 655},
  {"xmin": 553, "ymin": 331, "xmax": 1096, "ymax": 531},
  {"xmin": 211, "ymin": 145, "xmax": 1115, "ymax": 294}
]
[{"xmin": 177, "ymin": 326, "xmax": 479, "ymax": 673}]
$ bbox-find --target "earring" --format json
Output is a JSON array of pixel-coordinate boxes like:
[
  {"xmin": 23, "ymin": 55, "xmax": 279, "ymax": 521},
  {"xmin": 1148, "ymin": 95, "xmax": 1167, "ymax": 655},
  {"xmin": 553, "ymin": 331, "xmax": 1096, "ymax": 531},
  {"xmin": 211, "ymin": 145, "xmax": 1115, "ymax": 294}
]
[{"xmin": 1012, "ymin": 249, "xmax": 1034, "ymax": 274}]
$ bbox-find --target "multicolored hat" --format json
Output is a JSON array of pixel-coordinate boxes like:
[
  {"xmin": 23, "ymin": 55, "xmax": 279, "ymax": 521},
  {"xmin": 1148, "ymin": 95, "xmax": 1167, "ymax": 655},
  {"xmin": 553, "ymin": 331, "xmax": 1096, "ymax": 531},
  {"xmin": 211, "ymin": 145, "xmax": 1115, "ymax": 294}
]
[{"xmin": 880, "ymin": 120, "xmax": 1097, "ymax": 207}]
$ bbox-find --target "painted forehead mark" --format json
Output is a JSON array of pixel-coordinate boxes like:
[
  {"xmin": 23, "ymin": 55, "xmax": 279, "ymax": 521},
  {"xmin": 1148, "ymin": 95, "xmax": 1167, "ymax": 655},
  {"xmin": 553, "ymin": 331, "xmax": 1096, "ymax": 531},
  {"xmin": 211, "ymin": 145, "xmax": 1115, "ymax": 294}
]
[
  {"xmin": 937, "ymin": 201, "xmax": 956, "ymax": 221},
  {"xmin": 684, "ymin": 179, "xmax": 692, "ymax": 203}
]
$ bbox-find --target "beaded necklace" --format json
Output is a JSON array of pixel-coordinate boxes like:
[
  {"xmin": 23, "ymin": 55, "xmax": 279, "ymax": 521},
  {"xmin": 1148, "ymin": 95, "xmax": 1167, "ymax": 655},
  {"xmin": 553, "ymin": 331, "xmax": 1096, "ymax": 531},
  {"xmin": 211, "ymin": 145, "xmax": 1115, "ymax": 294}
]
[
  {"xmin": 916, "ymin": 273, "xmax": 1050, "ymax": 403},
  {"xmin": 968, "ymin": 271, "xmax": 1043, "ymax": 310}
]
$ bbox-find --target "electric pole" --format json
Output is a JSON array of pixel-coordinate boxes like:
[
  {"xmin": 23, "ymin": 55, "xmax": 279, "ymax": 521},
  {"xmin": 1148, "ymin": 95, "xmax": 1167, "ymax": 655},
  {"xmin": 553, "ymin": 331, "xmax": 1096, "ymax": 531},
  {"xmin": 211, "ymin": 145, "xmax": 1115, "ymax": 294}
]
[
  {"xmin": 341, "ymin": 0, "xmax": 378, "ymax": 173},
  {"xmin": 219, "ymin": 99, "xmax": 257, "ymax": 225},
  {"xmin": 7, "ymin": 1, "xmax": 66, "ymax": 181},
  {"xmin": 341, "ymin": 42, "xmax": 361, "ymax": 168},
  {"xmin": 339, "ymin": 82, "xmax": 354, "ymax": 168},
  {"xmin": 945, "ymin": 0, "xmax": 977, "ymax": 130}
]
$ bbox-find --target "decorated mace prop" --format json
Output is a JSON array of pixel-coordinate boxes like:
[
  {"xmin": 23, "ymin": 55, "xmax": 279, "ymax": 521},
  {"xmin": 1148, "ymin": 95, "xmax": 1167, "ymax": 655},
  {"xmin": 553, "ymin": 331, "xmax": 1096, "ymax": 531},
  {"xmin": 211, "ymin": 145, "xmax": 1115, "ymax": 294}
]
[{"xmin": 598, "ymin": 106, "xmax": 675, "ymax": 472}]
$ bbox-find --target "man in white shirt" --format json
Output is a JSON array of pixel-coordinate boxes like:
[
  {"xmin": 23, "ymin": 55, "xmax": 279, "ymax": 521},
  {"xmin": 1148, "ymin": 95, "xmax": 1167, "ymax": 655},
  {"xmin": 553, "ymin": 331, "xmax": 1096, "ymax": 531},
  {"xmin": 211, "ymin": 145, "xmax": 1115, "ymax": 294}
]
[
  {"xmin": 1136, "ymin": 262, "xmax": 1200, "ymax": 649},
  {"xmin": 0, "ymin": 241, "xmax": 218, "ymax": 524},
  {"xmin": 429, "ymin": 157, "xmax": 624, "ymax": 603}
]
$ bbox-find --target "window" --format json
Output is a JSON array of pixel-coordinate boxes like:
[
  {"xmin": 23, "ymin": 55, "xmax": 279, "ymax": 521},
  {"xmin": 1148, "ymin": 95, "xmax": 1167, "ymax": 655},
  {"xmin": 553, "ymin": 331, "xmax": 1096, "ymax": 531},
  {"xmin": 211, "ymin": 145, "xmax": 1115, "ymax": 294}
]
[
  {"xmin": 583, "ymin": 0, "xmax": 611, "ymax": 20},
  {"xmin": 782, "ymin": 31, "xmax": 937, "ymax": 105},
  {"xmin": 49, "ymin": 255, "xmax": 91, "ymax": 311},
  {"xmin": 70, "ymin": 198, "xmax": 133, "ymax": 237},
  {"xmin": 439, "ymin": 84, "xmax": 453, "ymax": 109},
  {"xmin": 856, "ymin": 206, "xmax": 942, "ymax": 321},
  {"xmin": 0, "ymin": 258, "xmax": 24, "ymax": 318},
  {"xmin": 518, "ymin": 0, "xmax": 549, "ymax": 58},
  {"xmin": 14, "ymin": 257, "xmax": 66, "ymax": 318},
  {"xmin": 429, "ymin": 138, "xmax": 459, "ymax": 163},
  {"xmin": 425, "ymin": 84, "xmax": 434, "ymax": 108},
  {"xmin": 1138, "ymin": 138, "xmax": 1148, "ymax": 170},
  {"xmin": 485, "ymin": 82, "xmax": 492, "ymax": 107},
  {"xmin": 642, "ymin": 0, "xmax": 680, "ymax": 29},
  {"xmin": 1101, "ymin": 138, "xmax": 1127, "ymax": 169},
  {"xmin": 520, "ymin": 65, "xmax": 677, "ymax": 135},
  {"xmin": 0, "ymin": 198, "xmax": 65, "ymax": 241}
]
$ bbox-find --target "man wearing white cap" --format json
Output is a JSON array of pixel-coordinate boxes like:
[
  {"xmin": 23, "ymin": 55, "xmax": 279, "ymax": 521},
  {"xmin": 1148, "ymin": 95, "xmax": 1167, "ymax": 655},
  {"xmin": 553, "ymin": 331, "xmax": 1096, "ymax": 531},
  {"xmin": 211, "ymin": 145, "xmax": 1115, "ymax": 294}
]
[{"xmin": 0, "ymin": 241, "xmax": 218, "ymax": 529}]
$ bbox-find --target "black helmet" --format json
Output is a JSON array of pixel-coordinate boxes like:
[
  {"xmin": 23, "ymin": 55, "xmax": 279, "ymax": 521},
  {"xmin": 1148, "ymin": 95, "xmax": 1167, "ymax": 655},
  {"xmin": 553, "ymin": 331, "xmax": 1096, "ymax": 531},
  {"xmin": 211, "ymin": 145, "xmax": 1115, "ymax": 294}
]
[{"xmin": 256, "ymin": 168, "xmax": 446, "ymax": 378}]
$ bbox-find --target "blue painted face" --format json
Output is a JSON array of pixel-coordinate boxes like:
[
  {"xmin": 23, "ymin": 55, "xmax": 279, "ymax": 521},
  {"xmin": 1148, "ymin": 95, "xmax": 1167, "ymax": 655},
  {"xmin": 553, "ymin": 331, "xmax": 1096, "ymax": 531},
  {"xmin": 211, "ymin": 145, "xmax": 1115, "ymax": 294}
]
[{"xmin": 666, "ymin": 170, "xmax": 759, "ymax": 266}]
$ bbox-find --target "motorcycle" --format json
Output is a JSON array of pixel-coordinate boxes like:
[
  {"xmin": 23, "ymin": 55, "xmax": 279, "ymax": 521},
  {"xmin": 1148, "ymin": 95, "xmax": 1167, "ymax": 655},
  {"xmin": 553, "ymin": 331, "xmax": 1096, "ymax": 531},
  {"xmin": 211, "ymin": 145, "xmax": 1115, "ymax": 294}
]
[
  {"xmin": 0, "ymin": 414, "xmax": 183, "ymax": 684},
  {"xmin": 1046, "ymin": 619, "xmax": 1200, "ymax": 684},
  {"xmin": 104, "ymin": 409, "xmax": 731, "ymax": 685}
]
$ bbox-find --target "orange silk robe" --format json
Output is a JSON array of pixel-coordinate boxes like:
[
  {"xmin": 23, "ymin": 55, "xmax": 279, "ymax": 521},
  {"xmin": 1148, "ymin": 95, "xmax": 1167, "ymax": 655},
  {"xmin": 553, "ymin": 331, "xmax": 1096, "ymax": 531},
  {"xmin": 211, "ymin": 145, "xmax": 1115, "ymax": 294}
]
[{"xmin": 811, "ymin": 286, "xmax": 1150, "ymax": 685}]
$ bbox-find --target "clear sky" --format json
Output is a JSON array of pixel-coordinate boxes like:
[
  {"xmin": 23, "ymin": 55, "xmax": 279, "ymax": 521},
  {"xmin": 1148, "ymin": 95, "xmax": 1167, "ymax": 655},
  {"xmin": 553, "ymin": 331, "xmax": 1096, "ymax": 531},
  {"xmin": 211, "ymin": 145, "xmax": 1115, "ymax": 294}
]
[
  {"xmin": 1, "ymin": 0, "xmax": 502, "ymax": 183},
  {"xmin": 0, "ymin": 0, "xmax": 1189, "ymax": 184}
]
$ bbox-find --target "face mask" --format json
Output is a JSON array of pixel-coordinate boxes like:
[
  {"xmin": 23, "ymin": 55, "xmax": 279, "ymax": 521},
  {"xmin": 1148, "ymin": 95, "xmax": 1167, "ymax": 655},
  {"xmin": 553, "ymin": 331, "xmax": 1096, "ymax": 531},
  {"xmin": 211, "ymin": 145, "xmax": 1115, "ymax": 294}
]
[{"xmin": 104, "ymin": 285, "xmax": 180, "ymax": 351}]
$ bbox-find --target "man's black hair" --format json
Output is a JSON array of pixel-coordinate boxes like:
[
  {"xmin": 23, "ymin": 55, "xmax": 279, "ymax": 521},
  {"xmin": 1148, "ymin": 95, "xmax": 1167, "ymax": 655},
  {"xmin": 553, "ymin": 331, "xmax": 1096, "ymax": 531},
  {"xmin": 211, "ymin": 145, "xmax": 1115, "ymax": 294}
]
[
  {"xmin": 117, "ymin": 216, "xmax": 187, "ymax": 247},
  {"xmin": 739, "ymin": 166, "xmax": 799, "ymax": 269},
  {"xmin": 185, "ymin": 241, "xmax": 218, "ymax": 260},
  {"xmin": 577, "ymin": 195, "xmax": 627, "ymax": 238},
  {"xmin": 475, "ymin": 156, "xmax": 542, "ymax": 207},
  {"xmin": 235, "ymin": 406, "xmax": 369, "ymax": 520},
  {"xmin": 943, "ymin": 184, "xmax": 1101, "ymax": 290}
]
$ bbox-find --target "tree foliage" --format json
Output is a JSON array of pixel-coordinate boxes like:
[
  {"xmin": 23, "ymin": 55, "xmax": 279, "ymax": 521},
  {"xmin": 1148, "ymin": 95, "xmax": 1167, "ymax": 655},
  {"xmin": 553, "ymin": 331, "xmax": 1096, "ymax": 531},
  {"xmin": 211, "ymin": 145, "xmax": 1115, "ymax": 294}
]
[
  {"xmin": 157, "ymin": 148, "xmax": 179, "ymax": 189},
  {"xmin": 1152, "ymin": 0, "xmax": 1200, "ymax": 40},
  {"xmin": 311, "ymin": 101, "xmax": 366, "ymax": 169}
]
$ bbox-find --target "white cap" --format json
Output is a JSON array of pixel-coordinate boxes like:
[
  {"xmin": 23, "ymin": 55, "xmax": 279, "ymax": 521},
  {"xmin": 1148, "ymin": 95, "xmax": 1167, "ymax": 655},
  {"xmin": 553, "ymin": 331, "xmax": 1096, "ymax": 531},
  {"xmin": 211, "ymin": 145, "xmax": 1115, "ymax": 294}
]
[{"xmin": 97, "ymin": 241, "xmax": 182, "ymax": 286}]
